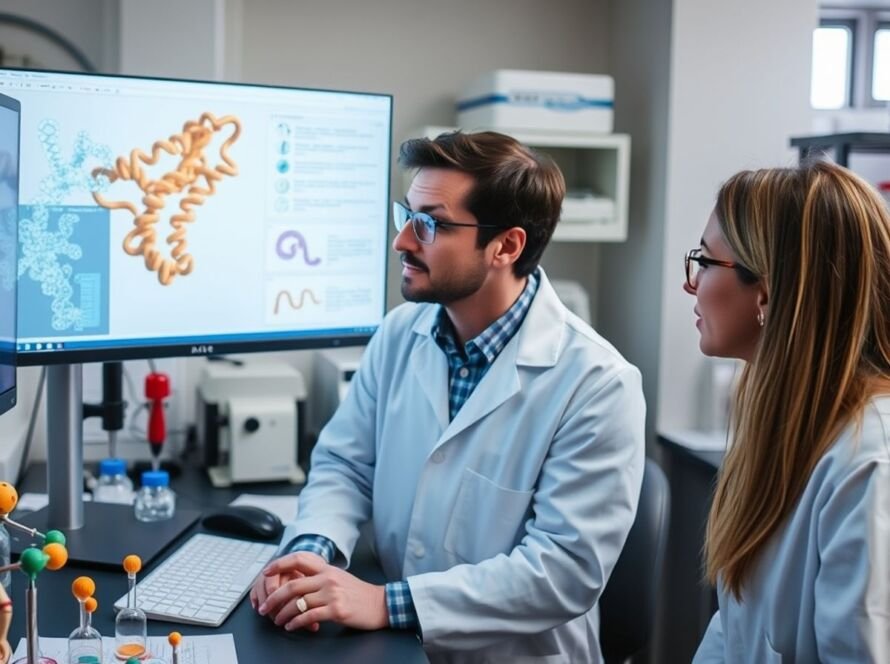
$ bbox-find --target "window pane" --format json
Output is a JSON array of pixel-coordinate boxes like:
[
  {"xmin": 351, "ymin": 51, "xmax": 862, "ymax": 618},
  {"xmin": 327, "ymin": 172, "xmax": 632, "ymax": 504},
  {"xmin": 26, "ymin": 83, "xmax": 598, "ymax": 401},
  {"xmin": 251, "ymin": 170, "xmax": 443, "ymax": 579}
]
[
  {"xmin": 873, "ymin": 28, "xmax": 890, "ymax": 101},
  {"xmin": 811, "ymin": 26, "xmax": 851, "ymax": 109}
]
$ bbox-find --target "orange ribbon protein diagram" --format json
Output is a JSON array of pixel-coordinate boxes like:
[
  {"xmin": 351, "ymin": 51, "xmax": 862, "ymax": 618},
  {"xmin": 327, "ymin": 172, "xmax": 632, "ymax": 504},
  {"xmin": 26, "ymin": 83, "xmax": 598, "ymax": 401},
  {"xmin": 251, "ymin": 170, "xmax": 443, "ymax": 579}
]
[
  {"xmin": 91, "ymin": 112, "xmax": 241, "ymax": 285},
  {"xmin": 273, "ymin": 288, "xmax": 321, "ymax": 315}
]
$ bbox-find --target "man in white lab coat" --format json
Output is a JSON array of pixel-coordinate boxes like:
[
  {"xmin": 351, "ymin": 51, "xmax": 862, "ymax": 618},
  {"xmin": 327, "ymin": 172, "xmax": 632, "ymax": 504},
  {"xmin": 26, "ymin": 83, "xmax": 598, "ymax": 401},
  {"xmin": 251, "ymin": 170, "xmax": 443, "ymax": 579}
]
[{"xmin": 251, "ymin": 130, "xmax": 646, "ymax": 663}]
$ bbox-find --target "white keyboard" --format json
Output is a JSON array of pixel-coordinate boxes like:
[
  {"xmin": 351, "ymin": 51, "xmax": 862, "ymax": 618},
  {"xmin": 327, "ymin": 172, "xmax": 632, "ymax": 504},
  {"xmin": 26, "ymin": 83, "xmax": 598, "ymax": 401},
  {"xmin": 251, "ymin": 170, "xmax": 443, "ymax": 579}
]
[{"xmin": 113, "ymin": 533, "xmax": 278, "ymax": 627}]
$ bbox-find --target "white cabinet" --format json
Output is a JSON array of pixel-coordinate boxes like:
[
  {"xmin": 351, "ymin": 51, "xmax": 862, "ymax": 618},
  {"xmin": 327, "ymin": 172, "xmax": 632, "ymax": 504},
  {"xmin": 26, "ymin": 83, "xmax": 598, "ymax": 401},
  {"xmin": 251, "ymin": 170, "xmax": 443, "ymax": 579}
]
[{"xmin": 410, "ymin": 126, "xmax": 630, "ymax": 242}]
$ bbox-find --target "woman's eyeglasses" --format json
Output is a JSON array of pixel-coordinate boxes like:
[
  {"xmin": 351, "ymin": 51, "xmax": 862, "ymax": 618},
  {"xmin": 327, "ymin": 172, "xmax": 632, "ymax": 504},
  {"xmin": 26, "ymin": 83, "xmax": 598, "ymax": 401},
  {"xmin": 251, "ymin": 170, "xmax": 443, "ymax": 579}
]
[{"xmin": 685, "ymin": 248, "xmax": 756, "ymax": 291}]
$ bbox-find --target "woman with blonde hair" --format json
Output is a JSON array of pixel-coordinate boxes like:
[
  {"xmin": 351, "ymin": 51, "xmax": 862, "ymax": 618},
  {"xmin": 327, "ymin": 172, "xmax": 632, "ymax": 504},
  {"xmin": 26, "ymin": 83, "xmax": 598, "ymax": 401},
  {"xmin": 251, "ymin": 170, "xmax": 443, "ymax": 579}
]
[{"xmin": 685, "ymin": 160, "xmax": 890, "ymax": 663}]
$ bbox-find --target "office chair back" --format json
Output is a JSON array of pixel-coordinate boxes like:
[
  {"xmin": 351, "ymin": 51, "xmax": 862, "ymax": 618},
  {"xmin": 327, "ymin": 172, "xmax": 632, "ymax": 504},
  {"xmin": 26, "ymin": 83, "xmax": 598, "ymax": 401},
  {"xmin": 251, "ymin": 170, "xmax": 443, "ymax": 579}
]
[{"xmin": 599, "ymin": 458, "xmax": 671, "ymax": 663}]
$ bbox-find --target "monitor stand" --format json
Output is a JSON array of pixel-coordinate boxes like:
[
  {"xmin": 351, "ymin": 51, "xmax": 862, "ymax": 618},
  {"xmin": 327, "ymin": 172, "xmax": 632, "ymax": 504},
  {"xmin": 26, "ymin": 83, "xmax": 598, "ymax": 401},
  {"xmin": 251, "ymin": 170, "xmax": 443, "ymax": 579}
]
[{"xmin": 10, "ymin": 364, "xmax": 200, "ymax": 568}]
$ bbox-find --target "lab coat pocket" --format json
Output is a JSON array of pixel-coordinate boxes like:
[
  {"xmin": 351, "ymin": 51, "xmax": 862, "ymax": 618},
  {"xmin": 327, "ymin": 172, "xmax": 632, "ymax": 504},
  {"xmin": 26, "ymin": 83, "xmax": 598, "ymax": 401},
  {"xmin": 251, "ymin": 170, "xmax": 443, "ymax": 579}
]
[
  {"xmin": 444, "ymin": 468, "xmax": 534, "ymax": 564},
  {"xmin": 762, "ymin": 634, "xmax": 783, "ymax": 664}
]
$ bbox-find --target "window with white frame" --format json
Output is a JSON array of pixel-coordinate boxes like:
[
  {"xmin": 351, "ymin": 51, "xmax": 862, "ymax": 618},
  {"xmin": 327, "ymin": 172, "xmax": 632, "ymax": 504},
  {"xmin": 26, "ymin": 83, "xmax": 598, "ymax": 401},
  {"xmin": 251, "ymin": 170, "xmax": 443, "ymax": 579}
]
[
  {"xmin": 812, "ymin": 8, "xmax": 890, "ymax": 109},
  {"xmin": 812, "ymin": 22, "xmax": 854, "ymax": 109},
  {"xmin": 873, "ymin": 23, "xmax": 890, "ymax": 101}
]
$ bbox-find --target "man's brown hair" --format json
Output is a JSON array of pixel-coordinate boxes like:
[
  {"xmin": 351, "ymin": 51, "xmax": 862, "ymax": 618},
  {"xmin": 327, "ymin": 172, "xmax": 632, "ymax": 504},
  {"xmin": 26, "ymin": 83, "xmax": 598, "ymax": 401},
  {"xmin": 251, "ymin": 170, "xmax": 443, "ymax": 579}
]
[{"xmin": 399, "ymin": 131, "xmax": 565, "ymax": 277}]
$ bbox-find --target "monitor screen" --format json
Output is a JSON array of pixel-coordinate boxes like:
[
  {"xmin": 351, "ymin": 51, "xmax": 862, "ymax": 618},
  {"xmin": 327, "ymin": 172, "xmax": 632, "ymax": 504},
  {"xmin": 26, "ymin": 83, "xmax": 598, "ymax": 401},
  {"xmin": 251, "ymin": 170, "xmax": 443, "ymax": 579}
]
[
  {"xmin": 0, "ymin": 91, "xmax": 19, "ymax": 415},
  {"xmin": 0, "ymin": 69, "xmax": 392, "ymax": 366}
]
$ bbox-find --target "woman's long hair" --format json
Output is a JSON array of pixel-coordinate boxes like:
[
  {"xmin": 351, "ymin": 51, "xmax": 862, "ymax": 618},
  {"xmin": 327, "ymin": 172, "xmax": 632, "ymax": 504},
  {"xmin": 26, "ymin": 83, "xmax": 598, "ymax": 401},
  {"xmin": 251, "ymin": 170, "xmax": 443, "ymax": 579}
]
[{"xmin": 705, "ymin": 160, "xmax": 890, "ymax": 599}]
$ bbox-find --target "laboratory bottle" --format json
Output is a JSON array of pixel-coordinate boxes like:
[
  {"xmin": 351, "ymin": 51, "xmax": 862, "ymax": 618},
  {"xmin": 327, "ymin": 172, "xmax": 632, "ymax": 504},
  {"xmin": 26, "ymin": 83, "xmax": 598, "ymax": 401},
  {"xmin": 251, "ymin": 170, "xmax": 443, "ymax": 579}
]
[
  {"xmin": 134, "ymin": 471, "xmax": 176, "ymax": 522},
  {"xmin": 93, "ymin": 458, "xmax": 135, "ymax": 505}
]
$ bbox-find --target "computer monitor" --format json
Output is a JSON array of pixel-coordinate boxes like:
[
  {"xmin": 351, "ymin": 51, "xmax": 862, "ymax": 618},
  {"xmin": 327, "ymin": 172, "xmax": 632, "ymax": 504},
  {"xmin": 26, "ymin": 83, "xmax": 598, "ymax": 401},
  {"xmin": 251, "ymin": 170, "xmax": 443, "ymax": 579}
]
[
  {"xmin": 0, "ymin": 91, "xmax": 19, "ymax": 418},
  {"xmin": 0, "ymin": 68, "xmax": 392, "ymax": 364},
  {"xmin": 0, "ymin": 68, "xmax": 392, "ymax": 560}
]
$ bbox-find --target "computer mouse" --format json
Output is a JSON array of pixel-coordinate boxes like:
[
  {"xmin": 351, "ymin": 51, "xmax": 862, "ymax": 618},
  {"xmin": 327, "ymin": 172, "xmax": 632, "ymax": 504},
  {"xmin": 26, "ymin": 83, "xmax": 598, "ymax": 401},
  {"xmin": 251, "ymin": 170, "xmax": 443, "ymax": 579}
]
[{"xmin": 202, "ymin": 505, "xmax": 284, "ymax": 541}]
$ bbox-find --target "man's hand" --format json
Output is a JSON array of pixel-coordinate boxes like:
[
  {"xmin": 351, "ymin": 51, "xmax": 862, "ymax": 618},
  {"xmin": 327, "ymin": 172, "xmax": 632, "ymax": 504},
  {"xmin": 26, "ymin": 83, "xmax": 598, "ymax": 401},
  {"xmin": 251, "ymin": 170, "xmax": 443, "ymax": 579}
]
[
  {"xmin": 249, "ymin": 571, "xmax": 284, "ymax": 614},
  {"xmin": 250, "ymin": 552, "xmax": 325, "ymax": 631},
  {"xmin": 258, "ymin": 552, "xmax": 389, "ymax": 632}
]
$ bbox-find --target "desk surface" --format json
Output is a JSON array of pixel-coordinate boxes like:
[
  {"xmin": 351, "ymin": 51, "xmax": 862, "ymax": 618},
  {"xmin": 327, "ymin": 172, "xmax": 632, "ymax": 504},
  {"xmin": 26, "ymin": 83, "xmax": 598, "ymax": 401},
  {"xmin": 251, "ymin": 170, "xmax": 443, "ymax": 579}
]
[{"xmin": 9, "ymin": 463, "xmax": 428, "ymax": 664}]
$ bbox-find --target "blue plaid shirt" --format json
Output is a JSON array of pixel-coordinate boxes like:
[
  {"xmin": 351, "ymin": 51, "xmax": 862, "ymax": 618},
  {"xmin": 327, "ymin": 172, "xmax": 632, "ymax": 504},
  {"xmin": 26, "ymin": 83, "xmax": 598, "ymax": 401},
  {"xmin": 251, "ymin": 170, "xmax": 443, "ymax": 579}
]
[
  {"xmin": 284, "ymin": 269, "xmax": 541, "ymax": 631},
  {"xmin": 433, "ymin": 269, "xmax": 540, "ymax": 421}
]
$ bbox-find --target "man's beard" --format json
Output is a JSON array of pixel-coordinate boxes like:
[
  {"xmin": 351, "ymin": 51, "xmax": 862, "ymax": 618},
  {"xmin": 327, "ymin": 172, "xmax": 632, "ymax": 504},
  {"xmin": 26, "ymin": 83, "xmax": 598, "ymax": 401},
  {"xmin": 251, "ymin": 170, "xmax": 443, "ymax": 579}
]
[{"xmin": 400, "ymin": 252, "xmax": 487, "ymax": 304}]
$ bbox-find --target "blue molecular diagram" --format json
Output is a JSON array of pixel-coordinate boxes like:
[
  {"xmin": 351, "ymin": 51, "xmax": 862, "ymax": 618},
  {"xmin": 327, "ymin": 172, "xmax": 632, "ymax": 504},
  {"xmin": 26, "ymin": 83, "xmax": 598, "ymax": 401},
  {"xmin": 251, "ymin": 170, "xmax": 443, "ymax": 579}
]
[
  {"xmin": 18, "ymin": 205, "xmax": 109, "ymax": 335},
  {"xmin": 17, "ymin": 119, "xmax": 113, "ymax": 336}
]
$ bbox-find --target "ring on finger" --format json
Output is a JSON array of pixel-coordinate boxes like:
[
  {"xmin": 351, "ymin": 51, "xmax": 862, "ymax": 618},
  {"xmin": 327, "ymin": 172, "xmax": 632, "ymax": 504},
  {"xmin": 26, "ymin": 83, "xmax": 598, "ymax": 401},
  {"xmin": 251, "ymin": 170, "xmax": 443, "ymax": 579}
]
[{"xmin": 295, "ymin": 596, "xmax": 308, "ymax": 613}]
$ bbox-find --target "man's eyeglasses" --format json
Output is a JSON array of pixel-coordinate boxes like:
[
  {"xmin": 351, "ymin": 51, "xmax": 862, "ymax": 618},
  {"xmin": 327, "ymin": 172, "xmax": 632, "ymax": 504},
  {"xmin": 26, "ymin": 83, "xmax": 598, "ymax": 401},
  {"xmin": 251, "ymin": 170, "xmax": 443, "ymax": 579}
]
[
  {"xmin": 685, "ymin": 248, "xmax": 755, "ymax": 291},
  {"xmin": 393, "ymin": 201, "xmax": 503, "ymax": 245}
]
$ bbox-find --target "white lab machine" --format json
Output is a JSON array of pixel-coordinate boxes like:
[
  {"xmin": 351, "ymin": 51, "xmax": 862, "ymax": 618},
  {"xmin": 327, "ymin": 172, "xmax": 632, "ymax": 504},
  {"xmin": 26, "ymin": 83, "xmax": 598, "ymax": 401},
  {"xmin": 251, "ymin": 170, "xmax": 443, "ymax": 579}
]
[
  {"xmin": 308, "ymin": 347, "xmax": 364, "ymax": 450},
  {"xmin": 457, "ymin": 69, "xmax": 614, "ymax": 134},
  {"xmin": 197, "ymin": 362, "xmax": 307, "ymax": 487}
]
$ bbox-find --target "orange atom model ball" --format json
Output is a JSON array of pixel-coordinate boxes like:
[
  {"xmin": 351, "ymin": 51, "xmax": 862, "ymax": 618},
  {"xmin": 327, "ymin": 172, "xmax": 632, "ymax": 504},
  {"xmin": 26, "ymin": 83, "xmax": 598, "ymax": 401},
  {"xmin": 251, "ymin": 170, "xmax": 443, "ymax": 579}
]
[{"xmin": 0, "ymin": 483, "xmax": 18, "ymax": 515}]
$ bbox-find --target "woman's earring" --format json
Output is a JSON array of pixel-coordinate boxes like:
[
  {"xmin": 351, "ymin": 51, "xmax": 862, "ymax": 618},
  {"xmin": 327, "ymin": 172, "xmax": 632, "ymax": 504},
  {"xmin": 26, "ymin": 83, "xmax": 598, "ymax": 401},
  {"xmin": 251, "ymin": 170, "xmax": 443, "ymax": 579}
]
[{"xmin": 757, "ymin": 311, "xmax": 765, "ymax": 327}]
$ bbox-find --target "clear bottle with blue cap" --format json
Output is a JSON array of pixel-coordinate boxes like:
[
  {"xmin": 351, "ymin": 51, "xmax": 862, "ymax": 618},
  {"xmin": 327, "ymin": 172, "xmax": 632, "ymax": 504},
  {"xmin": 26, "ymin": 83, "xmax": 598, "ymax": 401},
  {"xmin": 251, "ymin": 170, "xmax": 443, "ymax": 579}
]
[
  {"xmin": 134, "ymin": 471, "xmax": 176, "ymax": 522},
  {"xmin": 93, "ymin": 458, "xmax": 135, "ymax": 505}
]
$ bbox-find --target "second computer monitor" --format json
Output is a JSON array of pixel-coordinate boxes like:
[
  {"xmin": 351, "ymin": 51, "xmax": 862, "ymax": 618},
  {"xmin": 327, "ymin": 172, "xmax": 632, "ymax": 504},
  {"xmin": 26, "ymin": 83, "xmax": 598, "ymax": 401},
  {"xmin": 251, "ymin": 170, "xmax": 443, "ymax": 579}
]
[
  {"xmin": 0, "ymin": 68, "xmax": 392, "ymax": 366},
  {"xmin": 0, "ymin": 91, "xmax": 19, "ymax": 415}
]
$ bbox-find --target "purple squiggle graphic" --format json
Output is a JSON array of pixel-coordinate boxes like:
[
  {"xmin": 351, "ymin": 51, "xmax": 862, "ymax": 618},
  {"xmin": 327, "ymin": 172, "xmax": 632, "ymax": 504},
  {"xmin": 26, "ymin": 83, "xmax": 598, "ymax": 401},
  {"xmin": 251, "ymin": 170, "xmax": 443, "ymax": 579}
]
[{"xmin": 275, "ymin": 230, "xmax": 321, "ymax": 265}]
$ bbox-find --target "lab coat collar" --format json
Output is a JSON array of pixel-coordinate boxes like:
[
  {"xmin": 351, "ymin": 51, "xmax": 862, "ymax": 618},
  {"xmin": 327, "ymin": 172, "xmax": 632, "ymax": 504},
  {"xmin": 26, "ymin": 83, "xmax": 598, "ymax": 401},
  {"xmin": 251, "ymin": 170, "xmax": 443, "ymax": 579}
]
[
  {"xmin": 410, "ymin": 267, "xmax": 565, "ymax": 368},
  {"xmin": 409, "ymin": 268, "xmax": 567, "ymax": 443}
]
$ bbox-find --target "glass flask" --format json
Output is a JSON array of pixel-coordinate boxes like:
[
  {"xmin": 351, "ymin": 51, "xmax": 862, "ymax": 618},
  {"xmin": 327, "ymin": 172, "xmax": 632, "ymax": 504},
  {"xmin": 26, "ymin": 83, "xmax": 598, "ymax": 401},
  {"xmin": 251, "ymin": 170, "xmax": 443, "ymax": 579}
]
[
  {"xmin": 68, "ymin": 596, "xmax": 101, "ymax": 664},
  {"xmin": 115, "ymin": 556, "xmax": 147, "ymax": 661}
]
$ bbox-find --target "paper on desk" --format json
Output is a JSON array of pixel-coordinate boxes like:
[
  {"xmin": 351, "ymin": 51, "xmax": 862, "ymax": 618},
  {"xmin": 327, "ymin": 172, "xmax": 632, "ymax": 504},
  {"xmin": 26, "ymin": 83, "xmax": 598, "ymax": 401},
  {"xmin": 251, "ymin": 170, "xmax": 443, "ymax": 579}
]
[
  {"xmin": 230, "ymin": 493, "xmax": 298, "ymax": 523},
  {"xmin": 14, "ymin": 633, "xmax": 238, "ymax": 664}
]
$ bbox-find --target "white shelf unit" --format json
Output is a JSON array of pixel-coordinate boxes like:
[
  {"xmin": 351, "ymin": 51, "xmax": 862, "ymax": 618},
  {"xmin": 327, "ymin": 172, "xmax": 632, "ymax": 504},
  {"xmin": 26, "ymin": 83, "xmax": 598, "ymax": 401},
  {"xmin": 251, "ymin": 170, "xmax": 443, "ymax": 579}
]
[{"xmin": 411, "ymin": 126, "xmax": 631, "ymax": 242}]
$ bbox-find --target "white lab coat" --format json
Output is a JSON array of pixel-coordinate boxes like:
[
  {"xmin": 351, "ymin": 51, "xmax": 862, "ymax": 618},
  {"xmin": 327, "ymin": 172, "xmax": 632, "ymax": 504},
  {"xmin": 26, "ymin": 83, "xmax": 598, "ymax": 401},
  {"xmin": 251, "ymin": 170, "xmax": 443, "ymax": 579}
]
[
  {"xmin": 693, "ymin": 395, "xmax": 890, "ymax": 663},
  {"xmin": 281, "ymin": 270, "xmax": 646, "ymax": 663}
]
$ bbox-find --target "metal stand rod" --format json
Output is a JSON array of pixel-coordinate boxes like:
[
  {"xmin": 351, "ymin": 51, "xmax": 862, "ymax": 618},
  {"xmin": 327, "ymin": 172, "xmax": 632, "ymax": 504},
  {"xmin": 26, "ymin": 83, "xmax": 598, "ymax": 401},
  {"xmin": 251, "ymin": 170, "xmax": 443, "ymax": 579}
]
[
  {"xmin": 46, "ymin": 364, "xmax": 84, "ymax": 531},
  {"xmin": 26, "ymin": 580, "xmax": 37, "ymax": 664}
]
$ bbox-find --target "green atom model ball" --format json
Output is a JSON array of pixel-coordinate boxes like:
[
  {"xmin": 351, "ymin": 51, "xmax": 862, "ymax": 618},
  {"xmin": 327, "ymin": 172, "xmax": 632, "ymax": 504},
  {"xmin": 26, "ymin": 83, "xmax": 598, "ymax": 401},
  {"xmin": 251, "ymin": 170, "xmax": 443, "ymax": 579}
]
[
  {"xmin": 19, "ymin": 547, "xmax": 48, "ymax": 578},
  {"xmin": 44, "ymin": 529, "xmax": 66, "ymax": 546}
]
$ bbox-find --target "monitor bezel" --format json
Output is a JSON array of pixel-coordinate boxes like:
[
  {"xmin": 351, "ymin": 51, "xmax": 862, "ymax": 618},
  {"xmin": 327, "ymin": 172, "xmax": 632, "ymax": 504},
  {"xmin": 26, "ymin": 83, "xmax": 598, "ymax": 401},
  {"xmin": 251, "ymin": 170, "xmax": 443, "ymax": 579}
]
[
  {"xmin": 3, "ymin": 67, "xmax": 392, "ymax": 368},
  {"xmin": 0, "ymin": 90, "xmax": 19, "ymax": 413}
]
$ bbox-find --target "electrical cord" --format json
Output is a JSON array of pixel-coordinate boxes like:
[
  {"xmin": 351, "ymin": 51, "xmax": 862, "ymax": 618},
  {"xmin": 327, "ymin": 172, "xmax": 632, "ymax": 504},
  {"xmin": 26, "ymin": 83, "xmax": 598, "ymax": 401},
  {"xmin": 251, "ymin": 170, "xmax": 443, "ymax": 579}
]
[{"xmin": 0, "ymin": 13, "xmax": 97, "ymax": 72}]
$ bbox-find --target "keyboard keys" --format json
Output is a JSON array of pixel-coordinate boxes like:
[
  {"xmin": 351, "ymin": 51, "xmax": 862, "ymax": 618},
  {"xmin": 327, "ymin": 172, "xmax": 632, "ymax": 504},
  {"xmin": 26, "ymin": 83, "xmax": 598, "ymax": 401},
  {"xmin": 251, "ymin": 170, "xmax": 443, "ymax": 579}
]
[{"xmin": 113, "ymin": 533, "xmax": 278, "ymax": 627}]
